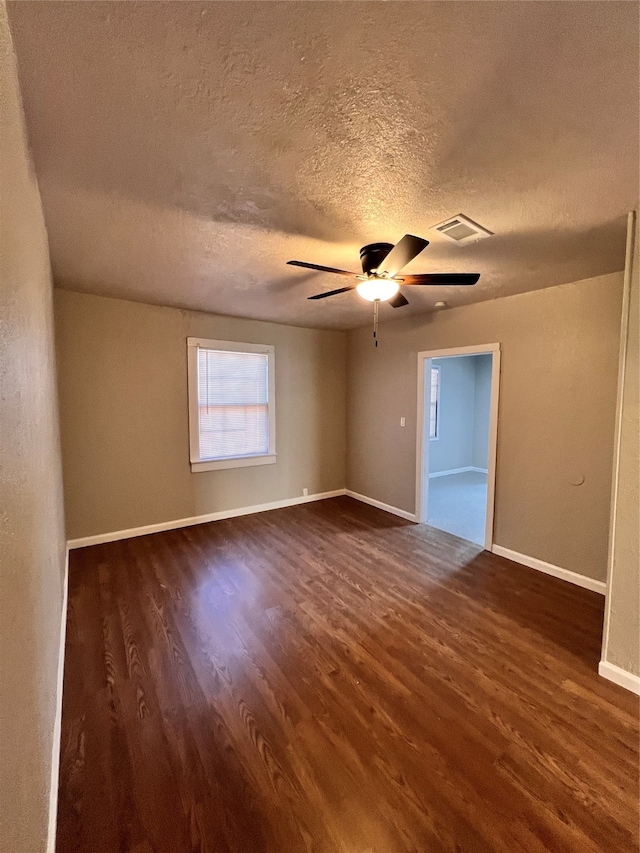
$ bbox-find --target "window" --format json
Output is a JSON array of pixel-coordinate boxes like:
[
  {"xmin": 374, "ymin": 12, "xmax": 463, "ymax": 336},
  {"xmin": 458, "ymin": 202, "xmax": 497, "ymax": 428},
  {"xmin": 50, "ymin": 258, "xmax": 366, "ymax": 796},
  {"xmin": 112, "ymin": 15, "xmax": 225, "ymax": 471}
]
[
  {"xmin": 187, "ymin": 338, "xmax": 275, "ymax": 472},
  {"xmin": 429, "ymin": 365, "xmax": 440, "ymax": 440}
]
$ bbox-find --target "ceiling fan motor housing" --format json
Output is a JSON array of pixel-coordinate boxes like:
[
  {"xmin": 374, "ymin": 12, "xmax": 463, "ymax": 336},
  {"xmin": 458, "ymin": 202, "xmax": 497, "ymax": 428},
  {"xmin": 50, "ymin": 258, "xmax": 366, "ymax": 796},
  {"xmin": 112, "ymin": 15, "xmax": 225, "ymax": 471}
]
[{"xmin": 360, "ymin": 243, "xmax": 394, "ymax": 275}]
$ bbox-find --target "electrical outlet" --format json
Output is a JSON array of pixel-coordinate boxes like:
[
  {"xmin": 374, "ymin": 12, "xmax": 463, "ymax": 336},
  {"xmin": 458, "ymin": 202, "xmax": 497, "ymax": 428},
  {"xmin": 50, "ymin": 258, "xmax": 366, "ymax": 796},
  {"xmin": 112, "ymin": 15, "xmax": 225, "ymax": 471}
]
[
  {"xmin": 400, "ymin": 417, "xmax": 406, "ymax": 427},
  {"xmin": 303, "ymin": 488, "xmax": 308, "ymax": 497}
]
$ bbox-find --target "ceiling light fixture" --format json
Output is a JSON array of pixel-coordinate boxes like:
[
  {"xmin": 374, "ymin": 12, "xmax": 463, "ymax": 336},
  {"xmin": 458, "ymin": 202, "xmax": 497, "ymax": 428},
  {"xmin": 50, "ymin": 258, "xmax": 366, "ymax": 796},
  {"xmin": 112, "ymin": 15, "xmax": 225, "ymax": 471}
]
[{"xmin": 355, "ymin": 277, "xmax": 400, "ymax": 302}]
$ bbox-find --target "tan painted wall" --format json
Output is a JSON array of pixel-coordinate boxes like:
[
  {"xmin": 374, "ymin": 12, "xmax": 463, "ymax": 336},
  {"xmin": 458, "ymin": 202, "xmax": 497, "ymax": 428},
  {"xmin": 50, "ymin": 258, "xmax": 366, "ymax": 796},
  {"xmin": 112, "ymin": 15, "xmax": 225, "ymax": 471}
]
[
  {"xmin": 55, "ymin": 290, "xmax": 347, "ymax": 540},
  {"xmin": 602, "ymin": 214, "xmax": 639, "ymax": 676},
  {"xmin": 347, "ymin": 273, "xmax": 624, "ymax": 582},
  {"xmin": 0, "ymin": 5, "xmax": 66, "ymax": 852}
]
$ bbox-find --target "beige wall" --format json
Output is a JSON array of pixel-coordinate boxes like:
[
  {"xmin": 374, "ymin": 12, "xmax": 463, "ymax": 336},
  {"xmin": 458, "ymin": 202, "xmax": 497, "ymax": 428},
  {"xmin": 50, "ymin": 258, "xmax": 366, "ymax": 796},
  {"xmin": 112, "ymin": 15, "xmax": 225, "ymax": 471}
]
[
  {"xmin": 55, "ymin": 290, "xmax": 347, "ymax": 540},
  {"xmin": 602, "ymin": 213, "xmax": 639, "ymax": 676},
  {"xmin": 347, "ymin": 273, "xmax": 623, "ymax": 582},
  {"xmin": 0, "ymin": 5, "xmax": 66, "ymax": 852}
]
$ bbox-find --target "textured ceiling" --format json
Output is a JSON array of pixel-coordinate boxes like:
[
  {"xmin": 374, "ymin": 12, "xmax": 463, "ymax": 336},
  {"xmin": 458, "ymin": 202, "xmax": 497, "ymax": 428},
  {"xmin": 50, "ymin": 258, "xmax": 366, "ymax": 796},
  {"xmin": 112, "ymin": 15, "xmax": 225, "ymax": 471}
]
[{"xmin": 8, "ymin": 1, "xmax": 640, "ymax": 330}]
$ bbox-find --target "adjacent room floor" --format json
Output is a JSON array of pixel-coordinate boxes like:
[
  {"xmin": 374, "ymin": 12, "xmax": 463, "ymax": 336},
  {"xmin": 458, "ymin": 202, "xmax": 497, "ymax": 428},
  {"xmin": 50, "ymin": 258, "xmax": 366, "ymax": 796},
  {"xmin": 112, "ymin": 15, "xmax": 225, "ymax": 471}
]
[
  {"xmin": 427, "ymin": 469, "xmax": 488, "ymax": 545},
  {"xmin": 58, "ymin": 497, "xmax": 639, "ymax": 853}
]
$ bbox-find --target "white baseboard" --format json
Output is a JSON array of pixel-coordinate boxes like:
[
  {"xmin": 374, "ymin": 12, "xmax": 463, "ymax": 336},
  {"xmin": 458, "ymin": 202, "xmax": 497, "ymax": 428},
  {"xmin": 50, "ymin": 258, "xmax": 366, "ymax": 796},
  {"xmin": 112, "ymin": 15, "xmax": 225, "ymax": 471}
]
[
  {"xmin": 47, "ymin": 545, "xmax": 69, "ymax": 853},
  {"xmin": 598, "ymin": 661, "xmax": 640, "ymax": 696},
  {"xmin": 491, "ymin": 544, "xmax": 606, "ymax": 595},
  {"xmin": 345, "ymin": 490, "xmax": 417, "ymax": 522},
  {"xmin": 67, "ymin": 489, "xmax": 347, "ymax": 549},
  {"xmin": 429, "ymin": 466, "xmax": 488, "ymax": 479}
]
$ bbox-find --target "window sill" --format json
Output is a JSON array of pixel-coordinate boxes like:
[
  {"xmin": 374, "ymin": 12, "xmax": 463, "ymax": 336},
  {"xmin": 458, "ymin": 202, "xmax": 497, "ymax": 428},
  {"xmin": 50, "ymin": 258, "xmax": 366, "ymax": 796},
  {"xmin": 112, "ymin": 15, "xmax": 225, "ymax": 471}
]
[{"xmin": 191, "ymin": 453, "xmax": 277, "ymax": 473}]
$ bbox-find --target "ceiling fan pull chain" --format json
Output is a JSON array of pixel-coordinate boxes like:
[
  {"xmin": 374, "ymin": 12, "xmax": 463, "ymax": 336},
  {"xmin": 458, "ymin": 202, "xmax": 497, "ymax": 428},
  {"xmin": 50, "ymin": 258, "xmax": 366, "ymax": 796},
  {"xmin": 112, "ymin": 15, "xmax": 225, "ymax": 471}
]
[{"xmin": 373, "ymin": 298, "xmax": 380, "ymax": 347}]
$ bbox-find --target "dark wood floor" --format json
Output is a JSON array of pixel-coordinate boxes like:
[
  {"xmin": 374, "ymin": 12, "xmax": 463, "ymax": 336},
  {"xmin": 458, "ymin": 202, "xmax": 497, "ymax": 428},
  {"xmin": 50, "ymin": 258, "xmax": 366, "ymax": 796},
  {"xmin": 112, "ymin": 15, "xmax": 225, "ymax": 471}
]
[{"xmin": 58, "ymin": 496, "xmax": 639, "ymax": 853}]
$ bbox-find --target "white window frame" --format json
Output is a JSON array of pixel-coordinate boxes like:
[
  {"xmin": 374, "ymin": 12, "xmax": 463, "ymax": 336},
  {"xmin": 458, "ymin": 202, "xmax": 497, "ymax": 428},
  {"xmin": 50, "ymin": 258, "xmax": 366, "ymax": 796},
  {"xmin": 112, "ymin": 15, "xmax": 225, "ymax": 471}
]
[
  {"xmin": 187, "ymin": 337, "xmax": 276, "ymax": 472},
  {"xmin": 429, "ymin": 365, "xmax": 440, "ymax": 441}
]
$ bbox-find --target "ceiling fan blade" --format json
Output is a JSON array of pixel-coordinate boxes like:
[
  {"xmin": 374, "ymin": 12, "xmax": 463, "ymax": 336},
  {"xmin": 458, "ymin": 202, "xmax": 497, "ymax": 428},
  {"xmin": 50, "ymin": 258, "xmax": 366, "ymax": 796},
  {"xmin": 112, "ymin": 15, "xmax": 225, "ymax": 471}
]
[
  {"xmin": 376, "ymin": 234, "xmax": 429, "ymax": 277},
  {"xmin": 287, "ymin": 261, "xmax": 357, "ymax": 277},
  {"xmin": 388, "ymin": 291, "xmax": 409, "ymax": 308},
  {"xmin": 307, "ymin": 285, "xmax": 356, "ymax": 300},
  {"xmin": 403, "ymin": 273, "xmax": 480, "ymax": 286}
]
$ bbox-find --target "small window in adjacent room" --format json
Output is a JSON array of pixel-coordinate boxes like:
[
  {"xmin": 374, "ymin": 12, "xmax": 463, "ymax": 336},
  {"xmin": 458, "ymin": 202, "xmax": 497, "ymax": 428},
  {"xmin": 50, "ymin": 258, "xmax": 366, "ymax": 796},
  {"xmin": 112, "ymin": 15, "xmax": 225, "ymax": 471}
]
[
  {"xmin": 429, "ymin": 365, "xmax": 440, "ymax": 440},
  {"xmin": 187, "ymin": 338, "xmax": 276, "ymax": 472}
]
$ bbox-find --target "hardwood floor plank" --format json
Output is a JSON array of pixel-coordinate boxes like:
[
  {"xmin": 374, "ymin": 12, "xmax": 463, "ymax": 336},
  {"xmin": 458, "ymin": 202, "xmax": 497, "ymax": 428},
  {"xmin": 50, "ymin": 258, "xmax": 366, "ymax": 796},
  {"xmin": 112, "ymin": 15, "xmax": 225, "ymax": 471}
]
[{"xmin": 58, "ymin": 497, "xmax": 639, "ymax": 853}]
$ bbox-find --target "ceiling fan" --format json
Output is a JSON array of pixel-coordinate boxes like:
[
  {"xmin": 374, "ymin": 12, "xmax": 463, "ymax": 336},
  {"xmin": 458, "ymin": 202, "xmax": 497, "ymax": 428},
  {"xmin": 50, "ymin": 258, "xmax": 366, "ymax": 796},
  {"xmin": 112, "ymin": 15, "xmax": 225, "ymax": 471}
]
[
  {"xmin": 287, "ymin": 234, "xmax": 480, "ymax": 345},
  {"xmin": 288, "ymin": 234, "xmax": 480, "ymax": 307}
]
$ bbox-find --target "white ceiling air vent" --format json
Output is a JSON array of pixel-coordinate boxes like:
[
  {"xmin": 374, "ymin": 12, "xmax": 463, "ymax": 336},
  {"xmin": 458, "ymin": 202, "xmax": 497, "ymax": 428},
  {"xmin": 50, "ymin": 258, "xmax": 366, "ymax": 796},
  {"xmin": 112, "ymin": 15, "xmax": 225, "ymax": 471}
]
[{"xmin": 430, "ymin": 214, "xmax": 493, "ymax": 246}]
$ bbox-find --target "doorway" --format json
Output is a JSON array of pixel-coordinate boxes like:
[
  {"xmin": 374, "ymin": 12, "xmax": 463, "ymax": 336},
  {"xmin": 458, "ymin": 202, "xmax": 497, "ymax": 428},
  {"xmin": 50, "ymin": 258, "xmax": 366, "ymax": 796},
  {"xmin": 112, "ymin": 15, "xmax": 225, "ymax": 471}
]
[{"xmin": 416, "ymin": 344, "xmax": 500, "ymax": 549}]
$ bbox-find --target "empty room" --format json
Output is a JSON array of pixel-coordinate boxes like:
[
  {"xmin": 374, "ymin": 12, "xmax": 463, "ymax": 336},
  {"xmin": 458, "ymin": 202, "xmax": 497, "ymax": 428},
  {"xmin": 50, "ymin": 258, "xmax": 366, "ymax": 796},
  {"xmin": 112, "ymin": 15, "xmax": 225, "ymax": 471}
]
[{"xmin": 2, "ymin": 2, "xmax": 639, "ymax": 852}]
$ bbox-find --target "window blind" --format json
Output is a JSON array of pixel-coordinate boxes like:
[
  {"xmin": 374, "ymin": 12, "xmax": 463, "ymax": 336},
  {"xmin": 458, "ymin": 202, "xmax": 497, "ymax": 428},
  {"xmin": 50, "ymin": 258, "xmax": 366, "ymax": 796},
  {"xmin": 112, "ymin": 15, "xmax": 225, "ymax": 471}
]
[
  {"xmin": 429, "ymin": 366, "xmax": 439, "ymax": 439},
  {"xmin": 197, "ymin": 348, "xmax": 270, "ymax": 461}
]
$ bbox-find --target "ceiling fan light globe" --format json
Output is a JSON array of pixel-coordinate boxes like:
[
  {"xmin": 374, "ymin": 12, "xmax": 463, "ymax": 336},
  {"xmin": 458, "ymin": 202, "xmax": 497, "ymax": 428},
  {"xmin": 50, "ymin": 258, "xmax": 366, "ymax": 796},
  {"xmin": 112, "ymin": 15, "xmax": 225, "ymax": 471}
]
[{"xmin": 356, "ymin": 278, "xmax": 400, "ymax": 302}]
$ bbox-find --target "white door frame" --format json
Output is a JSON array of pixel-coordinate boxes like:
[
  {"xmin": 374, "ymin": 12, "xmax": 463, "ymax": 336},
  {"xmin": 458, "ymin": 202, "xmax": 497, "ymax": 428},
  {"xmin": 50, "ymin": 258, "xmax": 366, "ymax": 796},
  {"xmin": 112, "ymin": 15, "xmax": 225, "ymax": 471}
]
[{"xmin": 416, "ymin": 343, "xmax": 501, "ymax": 549}]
